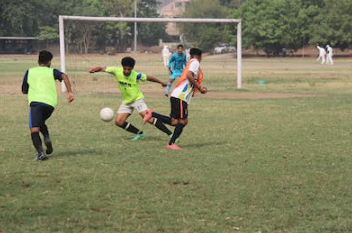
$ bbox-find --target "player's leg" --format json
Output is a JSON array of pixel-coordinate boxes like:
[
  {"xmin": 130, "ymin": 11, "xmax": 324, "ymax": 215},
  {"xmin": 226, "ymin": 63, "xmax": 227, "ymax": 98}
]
[
  {"xmin": 116, "ymin": 103, "xmax": 145, "ymax": 140},
  {"xmin": 165, "ymin": 71, "xmax": 180, "ymax": 97},
  {"xmin": 135, "ymin": 99, "xmax": 172, "ymax": 136},
  {"xmin": 143, "ymin": 97, "xmax": 177, "ymax": 126},
  {"xmin": 40, "ymin": 105, "xmax": 54, "ymax": 154},
  {"xmin": 165, "ymin": 78, "xmax": 174, "ymax": 97},
  {"xmin": 322, "ymin": 55, "xmax": 325, "ymax": 64},
  {"xmin": 29, "ymin": 104, "xmax": 48, "ymax": 161},
  {"xmin": 167, "ymin": 98, "xmax": 188, "ymax": 148}
]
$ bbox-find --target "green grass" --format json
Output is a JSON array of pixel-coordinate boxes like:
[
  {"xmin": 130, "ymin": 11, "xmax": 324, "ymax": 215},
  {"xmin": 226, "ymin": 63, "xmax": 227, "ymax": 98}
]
[{"xmin": 1, "ymin": 55, "xmax": 352, "ymax": 232}]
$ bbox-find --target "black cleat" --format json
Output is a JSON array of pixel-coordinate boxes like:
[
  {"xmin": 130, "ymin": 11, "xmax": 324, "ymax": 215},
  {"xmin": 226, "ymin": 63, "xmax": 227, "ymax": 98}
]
[
  {"xmin": 35, "ymin": 152, "xmax": 48, "ymax": 161},
  {"xmin": 44, "ymin": 139, "xmax": 53, "ymax": 155}
]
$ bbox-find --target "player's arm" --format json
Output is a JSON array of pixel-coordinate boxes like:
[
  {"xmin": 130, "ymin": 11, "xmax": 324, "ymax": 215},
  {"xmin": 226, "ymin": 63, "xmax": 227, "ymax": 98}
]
[
  {"xmin": 22, "ymin": 70, "xmax": 29, "ymax": 94},
  {"xmin": 89, "ymin": 67, "xmax": 105, "ymax": 73},
  {"xmin": 186, "ymin": 71, "xmax": 207, "ymax": 94},
  {"xmin": 54, "ymin": 69, "xmax": 74, "ymax": 103},
  {"xmin": 62, "ymin": 74, "xmax": 74, "ymax": 103},
  {"xmin": 147, "ymin": 75, "xmax": 167, "ymax": 87}
]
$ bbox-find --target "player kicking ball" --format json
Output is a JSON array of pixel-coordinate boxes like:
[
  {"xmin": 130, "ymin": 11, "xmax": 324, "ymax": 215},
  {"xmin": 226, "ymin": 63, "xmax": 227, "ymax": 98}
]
[
  {"xmin": 143, "ymin": 48, "xmax": 207, "ymax": 150},
  {"xmin": 89, "ymin": 57, "xmax": 172, "ymax": 141},
  {"xmin": 22, "ymin": 50, "xmax": 74, "ymax": 161}
]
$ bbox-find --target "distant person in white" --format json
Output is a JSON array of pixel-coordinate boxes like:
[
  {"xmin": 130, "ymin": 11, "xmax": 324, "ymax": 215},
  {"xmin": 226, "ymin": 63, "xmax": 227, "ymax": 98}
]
[
  {"xmin": 162, "ymin": 45, "xmax": 171, "ymax": 67},
  {"xmin": 317, "ymin": 45, "xmax": 326, "ymax": 65},
  {"xmin": 185, "ymin": 48, "xmax": 190, "ymax": 61},
  {"xmin": 326, "ymin": 45, "xmax": 334, "ymax": 65}
]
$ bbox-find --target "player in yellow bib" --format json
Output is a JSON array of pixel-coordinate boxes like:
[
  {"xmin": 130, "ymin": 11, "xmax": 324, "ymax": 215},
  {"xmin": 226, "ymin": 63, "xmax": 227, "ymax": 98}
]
[
  {"xmin": 22, "ymin": 50, "xmax": 74, "ymax": 161},
  {"xmin": 89, "ymin": 57, "xmax": 172, "ymax": 140}
]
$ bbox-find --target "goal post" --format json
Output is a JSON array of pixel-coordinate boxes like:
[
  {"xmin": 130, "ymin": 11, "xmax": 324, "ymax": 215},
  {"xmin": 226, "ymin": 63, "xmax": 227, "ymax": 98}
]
[{"xmin": 58, "ymin": 15, "xmax": 242, "ymax": 92}]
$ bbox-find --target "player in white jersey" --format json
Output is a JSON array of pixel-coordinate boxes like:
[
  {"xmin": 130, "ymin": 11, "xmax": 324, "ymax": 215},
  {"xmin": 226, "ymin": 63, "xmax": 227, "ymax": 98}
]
[
  {"xmin": 162, "ymin": 45, "xmax": 171, "ymax": 67},
  {"xmin": 317, "ymin": 45, "xmax": 326, "ymax": 65},
  {"xmin": 143, "ymin": 48, "xmax": 207, "ymax": 150},
  {"xmin": 326, "ymin": 45, "xmax": 334, "ymax": 65}
]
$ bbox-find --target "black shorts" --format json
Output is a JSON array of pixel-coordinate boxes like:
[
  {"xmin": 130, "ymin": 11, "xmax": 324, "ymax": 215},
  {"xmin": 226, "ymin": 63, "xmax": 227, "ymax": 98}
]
[
  {"xmin": 29, "ymin": 102, "xmax": 54, "ymax": 128},
  {"xmin": 170, "ymin": 97, "xmax": 188, "ymax": 119}
]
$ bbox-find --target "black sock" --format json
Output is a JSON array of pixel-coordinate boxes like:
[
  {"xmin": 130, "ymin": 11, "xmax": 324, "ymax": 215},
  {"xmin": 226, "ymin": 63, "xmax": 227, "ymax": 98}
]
[
  {"xmin": 40, "ymin": 124, "xmax": 50, "ymax": 141},
  {"xmin": 169, "ymin": 123, "xmax": 185, "ymax": 145},
  {"xmin": 151, "ymin": 112, "xmax": 172, "ymax": 125},
  {"xmin": 31, "ymin": 132, "xmax": 44, "ymax": 153},
  {"xmin": 153, "ymin": 118, "xmax": 172, "ymax": 135},
  {"xmin": 119, "ymin": 122, "xmax": 142, "ymax": 134}
]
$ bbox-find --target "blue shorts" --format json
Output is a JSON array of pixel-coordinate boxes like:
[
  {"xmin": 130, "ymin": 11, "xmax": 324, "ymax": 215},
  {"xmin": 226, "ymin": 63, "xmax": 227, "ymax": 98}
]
[
  {"xmin": 170, "ymin": 70, "xmax": 183, "ymax": 80},
  {"xmin": 29, "ymin": 102, "xmax": 54, "ymax": 128}
]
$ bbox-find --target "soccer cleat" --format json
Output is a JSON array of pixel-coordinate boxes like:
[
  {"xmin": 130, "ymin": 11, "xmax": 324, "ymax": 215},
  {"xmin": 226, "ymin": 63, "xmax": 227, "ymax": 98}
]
[
  {"xmin": 44, "ymin": 139, "xmax": 53, "ymax": 155},
  {"xmin": 34, "ymin": 152, "xmax": 48, "ymax": 161},
  {"xmin": 143, "ymin": 109, "xmax": 153, "ymax": 125},
  {"xmin": 166, "ymin": 144, "xmax": 182, "ymax": 150},
  {"xmin": 165, "ymin": 94, "xmax": 169, "ymax": 97},
  {"xmin": 131, "ymin": 132, "xmax": 147, "ymax": 141}
]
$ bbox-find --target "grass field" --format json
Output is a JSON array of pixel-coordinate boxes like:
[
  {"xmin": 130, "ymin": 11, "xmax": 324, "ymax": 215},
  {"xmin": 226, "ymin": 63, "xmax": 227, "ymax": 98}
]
[{"xmin": 1, "ymin": 54, "xmax": 352, "ymax": 232}]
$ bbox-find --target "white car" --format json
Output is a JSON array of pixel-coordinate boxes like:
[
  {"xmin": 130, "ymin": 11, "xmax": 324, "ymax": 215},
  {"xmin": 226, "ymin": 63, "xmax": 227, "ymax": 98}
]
[{"xmin": 213, "ymin": 44, "xmax": 236, "ymax": 54}]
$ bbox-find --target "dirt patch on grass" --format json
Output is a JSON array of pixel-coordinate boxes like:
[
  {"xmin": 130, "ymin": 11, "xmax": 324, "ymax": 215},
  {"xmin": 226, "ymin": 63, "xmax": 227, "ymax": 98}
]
[
  {"xmin": 1, "ymin": 84, "xmax": 323, "ymax": 99},
  {"xmin": 143, "ymin": 90, "xmax": 323, "ymax": 99}
]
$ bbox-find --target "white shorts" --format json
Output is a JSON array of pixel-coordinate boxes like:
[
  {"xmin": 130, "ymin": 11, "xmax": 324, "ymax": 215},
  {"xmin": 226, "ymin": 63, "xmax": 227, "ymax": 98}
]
[{"xmin": 117, "ymin": 99, "xmax": 148, "ymax": 114}]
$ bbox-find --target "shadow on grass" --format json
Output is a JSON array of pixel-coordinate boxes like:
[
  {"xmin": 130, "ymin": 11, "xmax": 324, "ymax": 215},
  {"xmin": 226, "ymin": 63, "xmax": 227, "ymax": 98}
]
[
  {"xmin": 54, "ymin": 148, "xmax": 102, "ymax": 157},
  {"xmin": 182, "ymin": 141, "xmax": 229, "ymax": 148}
]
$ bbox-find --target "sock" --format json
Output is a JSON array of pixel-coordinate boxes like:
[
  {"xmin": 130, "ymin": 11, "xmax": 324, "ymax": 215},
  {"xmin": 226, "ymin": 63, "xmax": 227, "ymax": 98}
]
[
  {"xmin": 119, "ymin": 122, "xmax": 142, "ymax": 134},
  {"xmin": 31, "ymin": 132, "xmax": 44, "ymax": 153},
  {"xmin": 151, "ymin": 112, "xmax": 172, "ymax": 125},
  {"xmin": 165, "ymin": 82, "xmax": 172, "ymax": 95},
  {"xmin": 169, "ymin": 123, "xmax": 185, "ymax": 145},
  {"xmin": 153, "ymin": 118, "xmax": 172, "ymax": 135},
  {"xmin": 40, "ymin": 124, "xmax": 50, "ymax": 141}
]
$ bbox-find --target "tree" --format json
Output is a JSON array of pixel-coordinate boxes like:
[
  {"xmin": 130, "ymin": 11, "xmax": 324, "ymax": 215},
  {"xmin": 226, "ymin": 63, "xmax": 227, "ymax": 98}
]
[
  {"xmin": 309, "ymin": 0, "xmax": 352, "ymax": 50},
  {"xmin": 137, "ymin": 0, "xmax": 167, "ymax": 46},
  {"xmin": 179, "ymin": 0, "xmax": 229, "ymax": 52},
  {"xmin": 37, "ymin": 26, "xmax": 59, "ymax": 48},
  {"xmin": 230, "ymin": 0, "xmax": 321, "ymax": 55}
]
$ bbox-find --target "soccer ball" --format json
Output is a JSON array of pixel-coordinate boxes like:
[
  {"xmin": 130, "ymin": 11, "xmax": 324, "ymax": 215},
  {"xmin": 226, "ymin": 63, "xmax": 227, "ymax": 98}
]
[{"xmin": 100, "ymin": 107, "xmax": 114, "ymax": 122}]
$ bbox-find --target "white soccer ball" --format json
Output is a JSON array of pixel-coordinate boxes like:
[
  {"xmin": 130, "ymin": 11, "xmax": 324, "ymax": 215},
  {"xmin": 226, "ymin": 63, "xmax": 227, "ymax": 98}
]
[{"xmin": 100, "ymin": 107, "xmax": 114, "ymax": 122}]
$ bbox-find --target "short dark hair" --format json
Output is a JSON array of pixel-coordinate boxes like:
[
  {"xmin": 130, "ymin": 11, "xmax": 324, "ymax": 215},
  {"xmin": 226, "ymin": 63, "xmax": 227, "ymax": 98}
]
[
  {"xmin": 177, "ymin": 44, "xmax": 184, "ymax": 49},
  {"xmin": 121, "ymin": 56, "xmax": 136, "ymax": 68},
  {"xmin": 38, "ymin": 50, "xmax": 53, "ymax": 64},
  {"xmin": 190, "ymin": 48, "xmax": 202, "ymax": 57}
]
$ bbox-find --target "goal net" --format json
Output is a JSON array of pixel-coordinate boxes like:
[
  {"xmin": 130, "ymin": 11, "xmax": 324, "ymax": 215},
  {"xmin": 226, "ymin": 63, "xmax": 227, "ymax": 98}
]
[{"xmin": 58, "ymin": 15, "xmax": 242, "ymax": 94}]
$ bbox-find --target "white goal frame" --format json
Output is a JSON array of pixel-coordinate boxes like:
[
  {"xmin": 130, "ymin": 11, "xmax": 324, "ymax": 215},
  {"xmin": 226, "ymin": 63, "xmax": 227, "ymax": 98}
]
[{"xmin": 58, "ymin": 15, "xmax": 242, "ymax": 91}]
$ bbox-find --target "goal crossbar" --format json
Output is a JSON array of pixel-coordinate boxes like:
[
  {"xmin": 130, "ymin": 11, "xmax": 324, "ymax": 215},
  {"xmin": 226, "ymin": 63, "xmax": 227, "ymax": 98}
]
[{"xmin": 59, "ymin": 15, "xmax": 242, "ymax": 91}]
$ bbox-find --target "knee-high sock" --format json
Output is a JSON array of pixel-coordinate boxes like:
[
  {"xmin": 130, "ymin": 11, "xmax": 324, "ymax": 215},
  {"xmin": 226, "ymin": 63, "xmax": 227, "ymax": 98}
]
[
  {"xmin": 31, "ymin": 132, "xmax": 43, "ymax": 153},
  {"xmin": 169, "ymin": 123, "xmax": 185, "ymax": 145},
  {"xmin": 152, "ymin": 112, "xmax": 172, "ymax": 125},
  {"xmin": 152, "ymin": 118, "xmax": 172, "ymax": 135},
  {"xmin": 119, "ymin": 122, "xmax": 142, "ymax": 134},
  {"xmin": 165, "ymin": 82, "xmax": 172, "ymax": 95},
  {"xmin": 40, "ymin": 124, "xmax": 50, "ymax": 141}
]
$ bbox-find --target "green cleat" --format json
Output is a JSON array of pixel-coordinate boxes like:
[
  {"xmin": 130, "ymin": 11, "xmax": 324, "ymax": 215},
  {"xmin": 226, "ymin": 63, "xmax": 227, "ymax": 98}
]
[
  {"xmin": 131, "ymin": 132, "xmax": 147, "ymax": 141},
  {"xmin": 34, "ymin": 152, "xmax": 48, "ymax": 161}
]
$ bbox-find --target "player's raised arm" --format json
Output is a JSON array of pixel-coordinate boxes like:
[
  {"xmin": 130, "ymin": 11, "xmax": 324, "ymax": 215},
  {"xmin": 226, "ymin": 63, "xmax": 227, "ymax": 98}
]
[
  {"xmin": 89, "ymin": 67, "xmax": 105, "ymax": 73},
  {"xmin": 147, "ymin": 75, "xmax": 167, "ymax": 87}
]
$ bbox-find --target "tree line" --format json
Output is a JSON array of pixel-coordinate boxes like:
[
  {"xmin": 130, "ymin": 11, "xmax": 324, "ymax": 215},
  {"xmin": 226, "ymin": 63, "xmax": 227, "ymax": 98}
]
[{"xmin": 1, "ymin": 0, "xmax": 352, "ymax": 54}]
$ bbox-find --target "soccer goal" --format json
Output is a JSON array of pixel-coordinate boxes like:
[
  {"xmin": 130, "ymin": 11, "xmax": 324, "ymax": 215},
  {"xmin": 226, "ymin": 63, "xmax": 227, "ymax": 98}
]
[{"xmin": 58, "ymin": 15, "xmax": 242, "ymax": 92}]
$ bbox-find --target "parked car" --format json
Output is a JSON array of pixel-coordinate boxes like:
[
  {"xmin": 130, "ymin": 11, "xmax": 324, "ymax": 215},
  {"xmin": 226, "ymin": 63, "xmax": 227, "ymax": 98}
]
[{"xmin": 213, "ymin": 43, "xmax": 236, "ymax": 54}]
